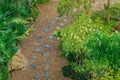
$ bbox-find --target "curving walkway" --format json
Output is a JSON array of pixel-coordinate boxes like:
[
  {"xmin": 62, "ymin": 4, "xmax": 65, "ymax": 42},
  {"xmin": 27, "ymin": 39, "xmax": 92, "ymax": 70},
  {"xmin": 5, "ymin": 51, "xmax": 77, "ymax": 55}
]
[{"xmin": 12, "ymin": 0, "xmax": 71, "ymax": 80}]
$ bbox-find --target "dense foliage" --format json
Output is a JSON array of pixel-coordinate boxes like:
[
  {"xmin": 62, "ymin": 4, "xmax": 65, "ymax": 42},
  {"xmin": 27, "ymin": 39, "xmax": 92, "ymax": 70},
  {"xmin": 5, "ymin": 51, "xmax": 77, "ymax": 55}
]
[
  {"xmin": 0, "ymin": 0, "xmax": 49, "ymax": 80},
  {"xmin": 91, "ymin": 3, "xmax": 120, "ymax": 21},
  {"xmin": 55, "ymin": 1, "xmax": 120, "ymax": 80},
  {"xmin": 57, "ymin": 0, "xmax": 92, "ymax": 17}
]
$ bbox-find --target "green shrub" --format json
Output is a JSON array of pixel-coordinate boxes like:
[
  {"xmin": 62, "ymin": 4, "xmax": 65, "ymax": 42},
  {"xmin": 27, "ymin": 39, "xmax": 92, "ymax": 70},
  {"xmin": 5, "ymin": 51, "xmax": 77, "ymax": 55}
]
[
  {"xmin": 57, "ymin": 0, "xmax": 91, "ymax": 17},
  {"xmin": 91, "ymin": 2, "xmax": 120, "ymax": 21},
  {"xmin": 57, "ymin": 0, "xmax": 72, "ymax": 16},
  {"xmin": 5, "ymin": 18, "xmax": 28, "ymax": 36},
  {"xmin": 0, "ymin": 0, "xmax": 42, "ymax": 79},
  {"xmin": 55, "ymin": 14, "xmax": 118, "ymax": 80},
  {"xmin": 85, "ymin": 31, "xmax": 120, "ymax": 70}
]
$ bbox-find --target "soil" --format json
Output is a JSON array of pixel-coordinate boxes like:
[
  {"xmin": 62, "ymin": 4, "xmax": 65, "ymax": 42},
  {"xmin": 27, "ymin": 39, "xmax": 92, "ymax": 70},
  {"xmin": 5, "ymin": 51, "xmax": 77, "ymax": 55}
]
[{"xmin": 11, "ymin": 0, "xmax": 71, "ymax": 80}]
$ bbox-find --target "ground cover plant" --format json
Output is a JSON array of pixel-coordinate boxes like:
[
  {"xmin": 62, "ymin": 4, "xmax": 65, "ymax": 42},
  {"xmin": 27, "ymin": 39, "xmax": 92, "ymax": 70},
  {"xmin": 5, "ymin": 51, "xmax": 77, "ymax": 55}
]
[
  {"xmin": 55, "ymin": 0, "xmax": 120, "ymax": 80},
  {"xmin": 0, "ymin": 0, "xmax": 49, "ymax": 80}
]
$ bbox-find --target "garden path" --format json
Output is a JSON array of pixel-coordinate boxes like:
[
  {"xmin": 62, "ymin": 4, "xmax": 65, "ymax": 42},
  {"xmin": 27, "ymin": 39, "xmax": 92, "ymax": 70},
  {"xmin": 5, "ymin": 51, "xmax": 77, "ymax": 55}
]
[
  {"xmin": 11, "ymin": 0, "xmax": 71, "ymax": 80},
  {"xmin": 11, "ymin": 0, "xmax": 117, "ymax": 80}
]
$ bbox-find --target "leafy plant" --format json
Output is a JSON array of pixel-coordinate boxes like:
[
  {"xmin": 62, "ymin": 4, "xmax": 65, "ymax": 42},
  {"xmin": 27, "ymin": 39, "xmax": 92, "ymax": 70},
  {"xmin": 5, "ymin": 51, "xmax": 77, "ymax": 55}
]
[
  {"xmin": 91, "ymin": 2, "xmax": 120, "ymax": 21},
  {"xmin": 85, "ymin": 31, "xmax": 120, "ymax": 70},
  {"xmin": 55, "ymin": 14, "xmax": 118, "ymax": 80},
  {"xmin": 57, "ymin": 0, "xmax": 91, "ymax": 17}
]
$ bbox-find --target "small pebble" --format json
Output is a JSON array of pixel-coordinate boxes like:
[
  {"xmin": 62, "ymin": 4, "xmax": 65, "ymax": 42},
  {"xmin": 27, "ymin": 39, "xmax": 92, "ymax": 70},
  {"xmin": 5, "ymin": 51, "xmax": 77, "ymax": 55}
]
[
  {"xmin": 59, "ymin": 23, "xmax": 64, "ymax": 27},
  {"xmin": 33, "ymin": 48, "xmax": 40, "ymax": 53},
  {"xmin": 43, "ymin": 29, "xmax": 49, "ymax": 33},
  {"xmin": 44, "ymin": 72, "xmax": 49, "ymax": 78},
  {"xmin": 43, "ymin": 45, "xmax": 51, "ymax": 48},
  {"xmin": 42, "ymin": 51, "xmax": 50, "ymax": 56},
  {"xmin": 36, "ymin": 36, "xmax": 42, "ymax": 40},
  {"xmin": 34, "ymin": 74, "xmax": 40, "ymax": 79},
  {"xmin": 31, "ymin": 64, "xmax": 37, "ymax": 69},
  {"xmin": 48, "ymin": 36, "xmax": 54, "ymax": 39}
]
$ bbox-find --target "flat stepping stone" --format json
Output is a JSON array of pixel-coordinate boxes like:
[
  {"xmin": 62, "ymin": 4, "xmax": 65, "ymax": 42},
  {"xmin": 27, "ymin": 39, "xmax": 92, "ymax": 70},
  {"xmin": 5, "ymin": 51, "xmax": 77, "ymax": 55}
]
[
  {"xmin": 44, "ymin": 72, "xmax": 49, "ymax": 78},
  {"xmin": 43, "ymin": 45, "xmax": 51, "ymax": 48},
  {"xmin": 48, "ymin": 21, "xmax": 56, "ymax": 28},
  {"xmin": 59, "ymin": 23, "xmax": 64, "ymax": 27},
  {"xmin": 45, "ymin": 64, "xmax": 49, "ymax": 69},
  {"xmin": 50, "ymin": 21, "xmax": 55, "ymax": 25},
  {"xmin": 36, "ymin": 36, "xmax": 42, "ymax": 40},
  {"xmin": 31, "ymin": 64, "xmax": 37, "ymax": 69},
  {"xmin": 63, "ymin": 16, "xmax": 67, "ymax": 19},
  {"xmin": 34, "ymin": 74, "xmax": 40, "ymax": 79},
  {"xmin": 33, "ymin": 48, "xmax": 40, "ymax": 53},
  {"xmin": 34, "ymin": 43, "xmax": 40, "ymax": 46},
  {"xmin": 48, "ymin": 24, "xmax": 53, "ymax": 28},
  {"xmin": 56, "ymin": 27, "xmax": 60, "ymax": 30},
  {"xmin": 31, "ymin": 56, "xmax": 37, "ymax": 60},
  {"xmin": 43, "ymin": 60, "xmax": 50, "ymax": 63},
  {"xmin": 43, "ymin": 28, "xmax": 49, "ymax": 33},
  {"xmin": 64, "ymin": 19, "xmax": 68, "ymax": 23},
  {"xmin": 42, "ymin": 51, "xmax": 50, "ymax": 56},
  {"xmin": 48, "ymin": 36, "xmax": 54, "ymax": 39},
  {"xmin": 55, "ymin": 17, "xmax": 61, "ymax": 21}
]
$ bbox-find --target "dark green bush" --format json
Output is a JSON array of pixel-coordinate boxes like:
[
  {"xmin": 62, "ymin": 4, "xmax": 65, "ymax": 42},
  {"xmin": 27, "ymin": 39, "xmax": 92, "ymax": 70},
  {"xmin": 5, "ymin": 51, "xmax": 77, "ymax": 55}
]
[
  {"xmin": 85, "ymin": 31, "xmax": 120, "ymax": 70},
  {"xmin": 62, "ymin": 66, "xmax": 92, "ymax": 80},
  {"xmin": 0, "ymin": 0, "xmax": 47, "ymax": 79}
]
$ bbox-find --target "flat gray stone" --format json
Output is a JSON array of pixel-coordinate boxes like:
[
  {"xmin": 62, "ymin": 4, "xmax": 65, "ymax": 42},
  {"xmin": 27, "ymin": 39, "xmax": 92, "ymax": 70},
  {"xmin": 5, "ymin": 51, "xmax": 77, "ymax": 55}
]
[
  {"xmin": 44, "ymin": 72, "xmax": 49, "ymax": 78},
  {"xmin": 36, "ymin": 36, "xmax": 42, "ymax": 40},
  {"xmin": 34, "ymin": 74, "xmax": 40, "ymax": 79},
  {"xmin": 55, "ymin": 17, "xmax": 61, "ymax": 21},
  {"xmin": 31, "ymin": 64, "xmax": 37, "ymax": 69},
  {"xmin": 45, "ymin": 64, "xmax": 49, "ymax": 69},
  {"xmin": 43, "ymin": 29, "xmax": 49, "ymax": 33},
  {"xmin": 33, "ymin": 48, "xmax": 40, "ymax": 53},
  {"xmin": 59, "ymin": 23, "xmax": 64, "ymax": 27},
  {"xmin": 43, "ymin": 60, "xmax": 50, "ymax": 63},
  {"xmin": 50, "ymin": 21, "xmax": 55, "ymax": 25},
  {"xmin": 63, "ymin": 16, "xmax": 67, "ymax": 19},
  {"xmin": 43, "ymin": 45, "xmax": 51, "ymax": 48},
  {"xmin": 34, "ymin": 43, "xmax": 40, "ymax": 46},
  {"xmin": 64, "ymin": 19, "xmax": 68, "ymax": 23},
  {"xmin": 48, "ymin": 24, "xmax": 53, "ymax": 28},
  {"xmin": 31, "ymin": 56, "xmax": 37, "ymax": 60},
  {"xmin": 56, "ymin": 27, "xmax": 60, "ymax": 30},
  {"xmin": 48, "ymin": 36, "xmax": 54, "ymax": 39},
  {"xmin": 42, "ymin": 51, "xmax": 50, "ymax": 56}
]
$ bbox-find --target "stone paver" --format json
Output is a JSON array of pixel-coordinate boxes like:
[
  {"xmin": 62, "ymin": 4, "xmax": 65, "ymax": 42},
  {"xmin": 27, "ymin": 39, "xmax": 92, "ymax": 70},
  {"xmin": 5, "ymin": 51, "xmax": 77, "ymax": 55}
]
[
  {"xmin": 44, "ymin": 72, "xmax": 49, "ymax": 78},
  {"xmin": 43, "ymin": 45, "xmax": 51, "ymax": 48},
  {"xmin": 33, "ymin": 48, "xmax": 40, "ymax": 53},
  {"xmin": 48, "ymin": 36, "xmax": 54, "ymax": 39},
  {"xmin": 31, "ymin": 64, "xmax": 37, "ymax": 69},
  {"xmin": 34, "ymin": 74, "xmax": 40, "ymax": 79},
  {"xmin": 59, "ymin": 23, "xmax": 64, "ymax": 27},
  {"xmin": 43, "ymin": 28, "xmax": 49, "ymax": 33},
  {"xmin": 36, "ymin": 36, "xmax": 42, "ymax": 40},
  {"xmin": 42, "ymin": 51, "xmax": 50, "ymax": 56}
]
